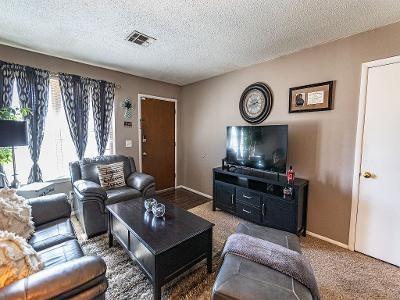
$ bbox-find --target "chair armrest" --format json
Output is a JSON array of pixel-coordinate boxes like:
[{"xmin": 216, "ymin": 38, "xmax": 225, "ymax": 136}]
[
  {"xmin": 126, "ymin": 172, "xmax": 155, "ymax": 192},
  {"xmin": 73, "ymin": 180, "xmax": 107, "ymax": 199},
  {"xmin": 28, "ymin": 193, "xmax": 71, "ymax": 226},
  {"xmin": 0, "ymin": 256, "xmax": 107, "ymax": 300}
]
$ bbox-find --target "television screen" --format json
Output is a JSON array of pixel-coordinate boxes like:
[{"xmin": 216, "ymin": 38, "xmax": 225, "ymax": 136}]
[{"xmin": 226, "ymin": 125, "xmax": 288, "ymax": 173}]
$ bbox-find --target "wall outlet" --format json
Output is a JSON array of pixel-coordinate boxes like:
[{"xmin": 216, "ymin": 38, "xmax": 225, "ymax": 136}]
[{"xmin": 125, "ymin": 140, "xmax": 133, "ymax": 148}]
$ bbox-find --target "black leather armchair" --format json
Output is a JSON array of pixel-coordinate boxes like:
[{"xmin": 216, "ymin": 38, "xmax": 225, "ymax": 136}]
[
  {"xmin": 0, "ymin": 193, "xmax": 108, "ymax": 300},
  {"xmin": 70, "ymin": 155, "xmax": 155, "ymax": 238}
]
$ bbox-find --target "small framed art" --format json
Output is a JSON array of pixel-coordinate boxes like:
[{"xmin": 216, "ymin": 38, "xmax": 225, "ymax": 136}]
[{"xmin": 289, "ymin": 81, "xmax": 334, "ymax": 113}]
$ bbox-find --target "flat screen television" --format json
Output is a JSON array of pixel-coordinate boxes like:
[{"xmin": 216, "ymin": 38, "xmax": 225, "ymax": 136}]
[{"xmin": 226, "ymin": 125, "xmax": 288, "ymax": 173}]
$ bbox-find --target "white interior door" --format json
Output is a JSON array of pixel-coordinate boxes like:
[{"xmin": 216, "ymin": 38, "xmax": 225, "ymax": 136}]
[{"xmin": 355, "ymin": 62, "xmax": 400, "ymax": 266}]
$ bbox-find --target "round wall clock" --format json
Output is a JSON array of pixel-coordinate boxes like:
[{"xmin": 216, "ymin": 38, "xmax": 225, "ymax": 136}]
[{"xmin": 239, "ymin": 82, "xmax": 273, "ymax": 124}]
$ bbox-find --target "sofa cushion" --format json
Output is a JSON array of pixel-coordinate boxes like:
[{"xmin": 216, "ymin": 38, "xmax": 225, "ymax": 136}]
[
  {"xmin": 213, "ymin": 253, "xmax": 312, "ymax": 300},
  {"xmin": 0, "ymin": 188, "xmax": 35, "ymax": 239},
  {"xmin": 29, "ymin": 218, "xmax": 76, "ymax": 252},
  {"xmin": 98, "ymin": 162, "xmax": 126, "ymax": 190},
  {"xmin": 80, "ymin": 155, "xmax": 136, "ymax": 184},
  {"xmin": 80, "ymin": 162, "xmax": 101, "ymax": 184},
  {"xmin": 0, "ymin": 231, "xmax": 43, "ymax": 288},
  {"xmin": 126, "ymin": 172, "xmax": 155, "ymax": 192},
  {"xmin": 106, "ymin": 187, "xmax": 141, "ymax": 205},
  {"xmin": 236, "ymin": 222, "xmax": 301, "ymax": 253},
  {"xmin": 38, "ymin": 239, "xmax": 84, "ymax": 269}
]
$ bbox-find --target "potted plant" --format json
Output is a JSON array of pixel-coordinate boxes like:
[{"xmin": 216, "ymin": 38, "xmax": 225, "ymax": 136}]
[{"xmin": 0, "ymin": 107, "xmax": 31, "ymax": 187}]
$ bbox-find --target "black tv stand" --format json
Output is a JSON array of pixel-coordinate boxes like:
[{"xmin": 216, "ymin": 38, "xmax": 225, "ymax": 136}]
[{"xmin": 213, "ymin": 167, "xmax": 308, "ymax": 236}]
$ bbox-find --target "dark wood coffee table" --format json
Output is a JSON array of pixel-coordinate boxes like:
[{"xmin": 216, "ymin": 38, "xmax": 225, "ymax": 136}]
[{"xmin": 106, "ymin": 196, "xmax": 214, "ymax": 300}]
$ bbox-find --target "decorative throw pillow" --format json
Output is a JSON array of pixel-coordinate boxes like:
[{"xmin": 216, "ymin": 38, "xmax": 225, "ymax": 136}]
[
  {"xmin": 0, "ymin": 230, "xmax": 43, "ymax": 288},
  {"xmin": 97, "ymin": 162, "xmax": 126, "ymax": 190},
  {"xmin": 0, "ymin": 189, "xmax": 34, "ymax": 240}
]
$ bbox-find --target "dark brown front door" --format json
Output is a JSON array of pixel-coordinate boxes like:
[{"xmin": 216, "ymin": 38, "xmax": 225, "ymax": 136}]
[{"xmin": 141, "ymin": 98, "xmax": 175, "ymax": 191}]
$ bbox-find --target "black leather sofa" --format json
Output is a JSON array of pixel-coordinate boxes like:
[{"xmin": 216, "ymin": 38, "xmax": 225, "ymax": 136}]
[
  {"xmin": 213, "ymin": 222, "xmax": 313, "ymax": 300},
  {"xmin": 70, "ymin": 155, "xmax": 155, "ymax": 238},
  {"xmin": 0, "ymin": 193, "xmax": 108, "ymax": 299}
]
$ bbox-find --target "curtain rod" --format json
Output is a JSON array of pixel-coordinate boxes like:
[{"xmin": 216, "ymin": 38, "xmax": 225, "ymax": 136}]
[{"xmin": 49, "ymin": 72, "xmax": 121, "ymax": 89}]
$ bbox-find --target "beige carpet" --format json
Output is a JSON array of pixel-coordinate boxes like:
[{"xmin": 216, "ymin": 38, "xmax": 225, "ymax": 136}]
[{"xmin": 73, "ymin": 202, "xmax": 400, "ymax": 299}]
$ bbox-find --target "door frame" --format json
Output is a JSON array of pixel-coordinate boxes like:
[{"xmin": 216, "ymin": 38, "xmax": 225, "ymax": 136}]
[
  {"xmin": 349, "ymin": 55, "xmax": 400, "ymax": 251},
  {"xmin": 137, "ymin": 93, "xmax": 178, "ymax": 189}
]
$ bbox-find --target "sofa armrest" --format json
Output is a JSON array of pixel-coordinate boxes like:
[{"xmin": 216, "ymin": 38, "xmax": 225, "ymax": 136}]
[
  {"xmin": 28, "ymin": 193, "xmax": 71, "ymax": 226},
  {"xmin": 126, "ymin": 172, "xmax": 155, "ymax": 192},
  {"xmin": 73, "ymin": 180, "xmax": 107, "ymax": 199},
  {"xmin": 0, "ymin": 256, "xmax": 107, "ymax": 300}
]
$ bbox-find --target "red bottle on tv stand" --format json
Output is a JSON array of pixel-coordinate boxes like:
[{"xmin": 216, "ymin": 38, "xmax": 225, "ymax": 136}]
[{"xmin": 287, "ymin": 165, "xmax": 295, "ymax": 185}]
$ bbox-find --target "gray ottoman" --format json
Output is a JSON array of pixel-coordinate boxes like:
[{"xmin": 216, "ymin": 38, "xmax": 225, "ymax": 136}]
[{"xmin": 212, "ymin": 223, "xmax": 313, "ymax": 300}]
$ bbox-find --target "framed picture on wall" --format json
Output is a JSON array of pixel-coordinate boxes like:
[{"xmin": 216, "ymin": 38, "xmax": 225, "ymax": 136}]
[{"xmin": 289, "ymin": 81, "xmax": 334, "ymax": 113}]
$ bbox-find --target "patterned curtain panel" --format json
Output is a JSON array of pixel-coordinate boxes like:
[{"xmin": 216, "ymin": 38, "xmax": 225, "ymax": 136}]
[
  {"xmin": 92, "ymin": 80, "xmax": 115, "ymax": 156},
  {"xmin": 0, "ymin": 165, "xmax": 7, "ymax": 188},
  {"xmin": 15, "ymin": 66, "xmax": 50, "ymax": 183},
  {"xmin": 59, "ymin": 73, "xmax": 90, "ymax": 160},
  {"xmin": 0, "ymin": 61, "xmax": 15, "ymax": 108}
]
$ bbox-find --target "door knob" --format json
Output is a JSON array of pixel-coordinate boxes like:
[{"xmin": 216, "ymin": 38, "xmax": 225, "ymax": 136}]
[
  {"xmin": 143, "ymin": 152, "xmax": 148, "ymax": 157},
  {"xmin": 362, "ymin": 171, "xmax": 372, "ymax": 178}
]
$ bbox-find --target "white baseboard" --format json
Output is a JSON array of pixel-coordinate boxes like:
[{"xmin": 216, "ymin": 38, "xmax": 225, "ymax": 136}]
[
  {"xmin": 306, "ymin": 230, "xmax": 349, "ymax": 249},
  {"xmin": 177, "ymin": 185, "xmax": 213, "ymax": 199},
  {"xmin": 156, "ymin": 187, "xmax": 176, "ymax": 193}
]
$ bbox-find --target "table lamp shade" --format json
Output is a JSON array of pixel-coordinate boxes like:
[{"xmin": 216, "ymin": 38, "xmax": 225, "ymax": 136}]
[{"xmin": 0, "ymin": 120, "xmax": 28, "ymax": 147}]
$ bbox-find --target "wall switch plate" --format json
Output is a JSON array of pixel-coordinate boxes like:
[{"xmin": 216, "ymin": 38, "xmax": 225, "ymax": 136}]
[{"xmin": 125, "ymin": 140, "xmax": 133, "ymax": 148}]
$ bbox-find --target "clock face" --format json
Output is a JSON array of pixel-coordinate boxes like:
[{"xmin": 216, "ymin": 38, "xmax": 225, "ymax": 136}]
[
  {"xmin": 239, "ymin": 83, "xmax": 273, "ymax": 124},
  {"xmin": 244, "ymin": 89, "xmax": 266, "ymax": 117}
]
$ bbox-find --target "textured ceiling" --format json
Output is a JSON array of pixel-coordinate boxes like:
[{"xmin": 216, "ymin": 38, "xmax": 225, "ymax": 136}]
[{"xmin": 1, "ymin": 1, "xmax": 400, "ymax": 85}]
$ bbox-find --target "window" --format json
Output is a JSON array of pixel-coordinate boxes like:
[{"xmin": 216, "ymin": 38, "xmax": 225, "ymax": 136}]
[{"xmin": 3, "ymin": 78, "xmax": 114, "ymax": 183}]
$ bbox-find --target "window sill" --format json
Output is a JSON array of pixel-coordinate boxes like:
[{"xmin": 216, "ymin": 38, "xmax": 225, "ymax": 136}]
[{"xmin": 46, "ymin": 177, "xmax": 71, "ymax": 184}]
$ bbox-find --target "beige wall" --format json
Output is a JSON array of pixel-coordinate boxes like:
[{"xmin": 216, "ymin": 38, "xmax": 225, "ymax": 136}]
[
  {"xmin": 180, "ymin": 22, "xmax": 400, "ymax": 244},
  {"xmin": 0, "ymin": 44, "xmax": 181, "ymax": 181},
  {"xmin": 3, "ymin": 21, "xmax": 400, "ymax": 244}
]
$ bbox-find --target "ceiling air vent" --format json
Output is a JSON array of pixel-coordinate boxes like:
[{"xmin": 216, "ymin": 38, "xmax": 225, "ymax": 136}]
[{"xmin": 126, "ymin": 31, "xmax": 156, "ymax": 47}]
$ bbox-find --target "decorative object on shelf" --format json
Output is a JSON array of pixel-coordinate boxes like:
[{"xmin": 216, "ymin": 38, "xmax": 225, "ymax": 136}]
[
  {"xmin": 287, "ymin": 165, "xmax": 295, "ymax": 184},
  {"xmin": 239, "ymin": 82, "xmax": 273, "ymax": 124},
  {"xmin": 289, "ymin": 81, "xmax": 334, "ymax": 113},
  {"xmin": 283, "ymin": 165, "xmax": 295, "ymax": 198},
  {"xmin": 283, "ymin": 186, "xmax": 293, "ymax": 199},
  {"xmin": 121, "ymin": 98, "xmax": 133, "ymax": 120},
  {"xmin": 152, "ymin": 202, "xmax": 166, "ymax": 217},
  {"xmin": 144, "ymin": 198, "xmax": 157, "ymax": 212}
]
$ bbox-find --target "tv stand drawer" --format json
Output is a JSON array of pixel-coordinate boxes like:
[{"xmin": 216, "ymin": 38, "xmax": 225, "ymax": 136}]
[
  {"xmin": 236, "ymin": 187, "xmax": 261, "ymax": 208},
  {"xmin": 236, "ymin": 202, "xmax": 261, "ymax": 223}
]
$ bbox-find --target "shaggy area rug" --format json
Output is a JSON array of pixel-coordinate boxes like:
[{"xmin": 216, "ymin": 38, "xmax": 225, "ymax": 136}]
[{"xmin": 73, "ymin": 202, "xmax": 400, "ymax": 300}]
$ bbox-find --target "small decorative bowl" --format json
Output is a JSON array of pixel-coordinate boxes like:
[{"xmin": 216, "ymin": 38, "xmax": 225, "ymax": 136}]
[
  {"xmin": 152, "ymin": 203, "xmax": 166, "ymax": 218},
  {"xmin": 144, "ymin": 198, "xmax": 157, "ymax": 212}
]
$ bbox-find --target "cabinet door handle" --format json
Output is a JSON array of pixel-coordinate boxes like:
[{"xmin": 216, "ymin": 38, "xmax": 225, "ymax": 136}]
[
  {"xmin": 242, "ymin": 208, "xmax": 251, "ymax": 214},
  {"xmin": 262, "ymin": 203, "xmax": 265, "ymax": 216},
  {"xmin": 242, "ymin": 194, "xmax": 252, "ymax": 199},
  {"xmin": 231, "ymin": 194, "xmax": 234, "ymax": 205}
]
